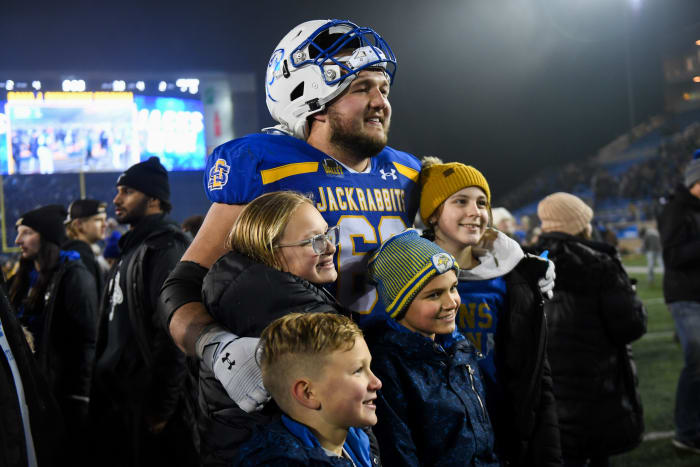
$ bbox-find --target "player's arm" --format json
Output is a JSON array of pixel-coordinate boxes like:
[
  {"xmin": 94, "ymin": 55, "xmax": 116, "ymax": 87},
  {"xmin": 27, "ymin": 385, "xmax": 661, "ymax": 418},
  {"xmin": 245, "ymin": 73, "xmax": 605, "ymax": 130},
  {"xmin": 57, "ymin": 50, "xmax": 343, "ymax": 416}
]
[
  {"xmin": 162, "ymin": 201, "xmax": 270, "ymax": 412},
  {"xmin": 162, "ymin": 202, "xmax": 245, "ymax": 355}
]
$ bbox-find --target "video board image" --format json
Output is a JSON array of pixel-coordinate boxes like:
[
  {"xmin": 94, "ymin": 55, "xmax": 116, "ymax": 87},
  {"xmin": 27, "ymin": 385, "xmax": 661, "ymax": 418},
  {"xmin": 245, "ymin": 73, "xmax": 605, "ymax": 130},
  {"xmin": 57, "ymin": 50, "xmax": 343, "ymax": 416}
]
[{"xmin": 0, "ymin": 91, "xmax": 206, "ymax": 174}]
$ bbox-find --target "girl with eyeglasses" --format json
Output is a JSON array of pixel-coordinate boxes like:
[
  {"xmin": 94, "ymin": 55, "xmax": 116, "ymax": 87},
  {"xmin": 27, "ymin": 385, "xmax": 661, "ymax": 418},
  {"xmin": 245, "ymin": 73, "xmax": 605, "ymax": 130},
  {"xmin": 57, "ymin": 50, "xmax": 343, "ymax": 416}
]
[{"xmin": 196, "ymin": 191, "xmax": 380, "ymax": 464}]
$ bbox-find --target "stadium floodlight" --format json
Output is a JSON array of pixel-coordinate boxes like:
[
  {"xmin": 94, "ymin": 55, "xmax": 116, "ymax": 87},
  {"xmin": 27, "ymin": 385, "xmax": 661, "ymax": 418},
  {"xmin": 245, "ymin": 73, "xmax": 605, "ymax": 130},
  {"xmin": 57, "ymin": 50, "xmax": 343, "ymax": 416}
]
[
  {"xmin": 5, "ymin": 80, "xmax": 14, "ymax": 91},
  {"xmin": 136, "ymin": 81, "xmax": 145, "ymax": 91},
  {"xmin": 176, "ymin": 78, "xmax": 199, "ymax": 94},
  {"xmin": 63, "ymin": 79, "xmax": 86, "ymax": 92},
  {"xmin": 158, "ymin": 81, "xmax": 167, "ymax": 92},
  {"xmin": 32, "ymin": 80, "xmax": 41, "ymax": 90},
  {"xmin": 112, "ymin": 80, "xmax": 126, "ymax": 92}
]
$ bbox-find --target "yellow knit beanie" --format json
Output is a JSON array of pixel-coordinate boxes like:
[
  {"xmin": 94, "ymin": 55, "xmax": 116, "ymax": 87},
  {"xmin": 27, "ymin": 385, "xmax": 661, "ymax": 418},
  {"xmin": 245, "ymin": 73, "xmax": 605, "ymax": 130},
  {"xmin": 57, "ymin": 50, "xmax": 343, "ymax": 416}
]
[{"xmin": 419, "ymin": 158, "xmax": 491, "ymax": 225}]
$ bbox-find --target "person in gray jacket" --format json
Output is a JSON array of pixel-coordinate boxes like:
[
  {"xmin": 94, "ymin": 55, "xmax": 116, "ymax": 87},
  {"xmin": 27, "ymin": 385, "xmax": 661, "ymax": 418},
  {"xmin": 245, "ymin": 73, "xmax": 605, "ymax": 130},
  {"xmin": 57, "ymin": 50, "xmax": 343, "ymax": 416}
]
[{"xmin": 639, "ymin": 222, "xmax": 662, "ymax": 286}]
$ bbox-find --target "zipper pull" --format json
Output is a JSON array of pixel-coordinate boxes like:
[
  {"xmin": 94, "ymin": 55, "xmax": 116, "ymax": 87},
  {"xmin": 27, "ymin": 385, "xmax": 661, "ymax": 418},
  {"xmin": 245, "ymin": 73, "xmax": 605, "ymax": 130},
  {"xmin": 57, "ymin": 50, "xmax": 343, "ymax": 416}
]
[{"xmin": 466, "ymin": 363, "xmax": 488, "ymax": 421}]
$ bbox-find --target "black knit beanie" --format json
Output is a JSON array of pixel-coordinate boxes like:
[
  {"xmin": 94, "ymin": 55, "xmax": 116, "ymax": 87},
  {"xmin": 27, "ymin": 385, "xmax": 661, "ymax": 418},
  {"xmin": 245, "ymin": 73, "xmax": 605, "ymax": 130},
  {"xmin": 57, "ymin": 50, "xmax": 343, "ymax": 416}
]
[
  {"xmin": 116, "ymin": 156, "xmax": 170, "ymax": 202},
  {"xmin": 16, "ymin": 204, "xmax": 68, "ymax": 246}
]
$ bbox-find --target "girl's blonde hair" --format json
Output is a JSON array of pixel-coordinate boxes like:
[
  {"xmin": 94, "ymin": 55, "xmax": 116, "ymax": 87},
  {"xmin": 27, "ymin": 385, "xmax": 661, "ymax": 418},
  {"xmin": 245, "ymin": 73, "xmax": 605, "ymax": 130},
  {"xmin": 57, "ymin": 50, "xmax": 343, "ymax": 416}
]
[{"xmin": 226, "ymin": 191, "xmax": 314, "ymax": 270}]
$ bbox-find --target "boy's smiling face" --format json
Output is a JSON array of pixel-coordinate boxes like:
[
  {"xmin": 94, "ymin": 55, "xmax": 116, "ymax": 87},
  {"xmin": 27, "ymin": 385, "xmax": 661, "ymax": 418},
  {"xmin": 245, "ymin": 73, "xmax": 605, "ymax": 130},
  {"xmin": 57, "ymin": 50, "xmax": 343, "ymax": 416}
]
[
  {"xmin": 314, "ymin": 336, "xmax": 382, "ymax": 428},
  {"xmin": 399, "ymin": 270, "xmax": 460, "ymax": 340}
]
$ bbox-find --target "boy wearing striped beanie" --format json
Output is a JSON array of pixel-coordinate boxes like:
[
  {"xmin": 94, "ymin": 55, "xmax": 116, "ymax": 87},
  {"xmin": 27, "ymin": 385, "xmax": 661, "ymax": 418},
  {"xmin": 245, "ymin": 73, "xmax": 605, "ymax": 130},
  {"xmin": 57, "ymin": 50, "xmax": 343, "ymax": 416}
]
[{"xmin": 362, "ymin": 229, "xmax": 499, "ymax": 466}]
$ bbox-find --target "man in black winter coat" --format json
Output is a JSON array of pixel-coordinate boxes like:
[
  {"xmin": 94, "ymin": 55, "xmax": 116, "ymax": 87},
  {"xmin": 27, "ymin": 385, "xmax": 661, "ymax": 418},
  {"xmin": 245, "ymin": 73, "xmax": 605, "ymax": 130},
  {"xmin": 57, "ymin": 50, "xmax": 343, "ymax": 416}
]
[
  {"xmin": 658, "ymin": 152, "xmax": 700, "ymax": 455},
  {"xmin": 90, "ymin": 157, "xmax": 197, "ymax": 466},
  {"xmin": 63, "ymin": 198, "xmax": 108, "ymax": 297}
]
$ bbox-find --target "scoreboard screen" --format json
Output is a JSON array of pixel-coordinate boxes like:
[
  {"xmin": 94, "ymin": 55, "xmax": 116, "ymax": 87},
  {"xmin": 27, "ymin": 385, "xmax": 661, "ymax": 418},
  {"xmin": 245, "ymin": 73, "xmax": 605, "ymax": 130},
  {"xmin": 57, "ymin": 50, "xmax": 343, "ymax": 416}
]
[{"xmin": 0, "ymin": 80, "xmax": 207, "ymax": 174}]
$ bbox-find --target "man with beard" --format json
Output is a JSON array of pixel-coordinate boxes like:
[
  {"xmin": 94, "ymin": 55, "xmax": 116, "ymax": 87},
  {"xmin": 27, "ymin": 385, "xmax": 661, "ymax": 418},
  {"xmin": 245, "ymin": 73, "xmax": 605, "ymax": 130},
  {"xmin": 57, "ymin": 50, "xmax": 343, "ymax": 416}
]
[
  {"xmin": 63, "ymin": 198, "xmax": 108, "ymax": 296},
  {"xmin": 160, "ymin": 19, "xmax": 420, "ymax": 464},
  {"xmin": 90, "ymin": 157, "xmax": 197, "ymax": 467}
]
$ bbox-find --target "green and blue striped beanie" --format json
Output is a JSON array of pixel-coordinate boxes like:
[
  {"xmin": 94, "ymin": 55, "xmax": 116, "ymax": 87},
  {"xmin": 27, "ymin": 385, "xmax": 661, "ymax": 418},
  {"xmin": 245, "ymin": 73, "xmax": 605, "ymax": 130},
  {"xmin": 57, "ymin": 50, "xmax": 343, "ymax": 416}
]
[{"xmin": 367, "ymin": 229, "xmax": 459, "ymax": 319}]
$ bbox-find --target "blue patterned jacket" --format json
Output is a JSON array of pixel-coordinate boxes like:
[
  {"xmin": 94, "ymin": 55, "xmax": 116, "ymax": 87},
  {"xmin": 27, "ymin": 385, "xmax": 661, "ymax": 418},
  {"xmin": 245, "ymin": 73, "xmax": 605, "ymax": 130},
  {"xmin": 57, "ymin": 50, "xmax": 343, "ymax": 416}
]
[{"xmin": 364, "ymin": 319, "xmax": 500, "ymax": 466}]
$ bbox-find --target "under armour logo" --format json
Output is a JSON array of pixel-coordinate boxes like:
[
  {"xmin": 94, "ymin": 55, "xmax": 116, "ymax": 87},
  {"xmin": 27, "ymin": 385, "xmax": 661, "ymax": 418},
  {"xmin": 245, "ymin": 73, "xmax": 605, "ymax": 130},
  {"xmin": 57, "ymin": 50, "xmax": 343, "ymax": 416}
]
[
  {"xmin": 222, "ymin": 352, "xmax": 235, "ymax": 370},
  {"xmin": 380, "ymin": 168, "xmax": 397, "ymax": 180}
]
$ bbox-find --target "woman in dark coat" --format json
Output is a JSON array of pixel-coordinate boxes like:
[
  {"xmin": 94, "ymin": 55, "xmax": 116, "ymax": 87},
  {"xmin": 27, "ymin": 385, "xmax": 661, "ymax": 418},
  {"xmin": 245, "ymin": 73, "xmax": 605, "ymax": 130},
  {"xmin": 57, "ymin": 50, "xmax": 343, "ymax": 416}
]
[{"xmin": 533, "ymin": 192, "xmax": 647, "ymax": 467}]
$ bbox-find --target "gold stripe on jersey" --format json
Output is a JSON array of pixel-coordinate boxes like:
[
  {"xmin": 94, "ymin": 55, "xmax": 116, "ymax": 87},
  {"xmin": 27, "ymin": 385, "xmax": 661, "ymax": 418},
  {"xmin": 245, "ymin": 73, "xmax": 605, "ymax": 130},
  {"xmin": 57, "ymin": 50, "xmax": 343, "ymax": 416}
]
[
  {"xmin": 392, "ymin": 162, "xmax": 419, "ymax": 183},
  {"xmin": 260, "ymin": 162, "xmax": 319, "ymax": 185}
]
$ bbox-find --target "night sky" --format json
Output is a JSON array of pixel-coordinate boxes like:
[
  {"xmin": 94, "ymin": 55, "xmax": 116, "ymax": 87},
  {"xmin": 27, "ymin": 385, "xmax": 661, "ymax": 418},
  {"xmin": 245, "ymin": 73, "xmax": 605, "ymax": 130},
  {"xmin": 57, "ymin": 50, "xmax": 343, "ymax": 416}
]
[{"xmin": 3, "ymin": 0, "xmax": 700, "ymax": 199}]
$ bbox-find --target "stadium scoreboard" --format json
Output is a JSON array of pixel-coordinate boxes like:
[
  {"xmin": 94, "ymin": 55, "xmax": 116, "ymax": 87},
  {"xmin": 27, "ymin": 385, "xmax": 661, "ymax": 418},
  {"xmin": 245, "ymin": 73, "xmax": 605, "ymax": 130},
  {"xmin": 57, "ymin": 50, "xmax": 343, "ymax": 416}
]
[{"xmin": 0, "ymin": 74, "xmax": 240, "ymax": 175}]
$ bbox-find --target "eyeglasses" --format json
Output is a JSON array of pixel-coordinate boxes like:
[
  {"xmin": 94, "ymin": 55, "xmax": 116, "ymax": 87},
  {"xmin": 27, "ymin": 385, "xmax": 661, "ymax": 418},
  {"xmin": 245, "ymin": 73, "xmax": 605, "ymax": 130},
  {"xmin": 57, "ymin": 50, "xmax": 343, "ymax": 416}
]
[{"xmin": 277, "ymin": 225, "xmax": 340, "ymax": 255}]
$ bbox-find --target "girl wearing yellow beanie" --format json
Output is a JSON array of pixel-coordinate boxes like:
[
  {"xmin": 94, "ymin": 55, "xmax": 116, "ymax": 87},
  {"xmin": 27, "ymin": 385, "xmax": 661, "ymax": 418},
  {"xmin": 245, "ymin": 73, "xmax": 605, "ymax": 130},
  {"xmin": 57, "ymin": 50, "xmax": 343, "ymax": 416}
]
[{"xmin": 419, "ymin": 157, "xmax": 562, "ymax": 466}]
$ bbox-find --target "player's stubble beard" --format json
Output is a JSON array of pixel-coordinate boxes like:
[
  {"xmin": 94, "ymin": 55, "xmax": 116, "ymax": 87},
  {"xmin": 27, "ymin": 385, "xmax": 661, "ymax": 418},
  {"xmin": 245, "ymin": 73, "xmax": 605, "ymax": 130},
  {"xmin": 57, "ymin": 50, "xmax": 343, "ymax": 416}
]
[{"xmin": 327, "ymin": 106, "xmax": 390, "ymax": 165}]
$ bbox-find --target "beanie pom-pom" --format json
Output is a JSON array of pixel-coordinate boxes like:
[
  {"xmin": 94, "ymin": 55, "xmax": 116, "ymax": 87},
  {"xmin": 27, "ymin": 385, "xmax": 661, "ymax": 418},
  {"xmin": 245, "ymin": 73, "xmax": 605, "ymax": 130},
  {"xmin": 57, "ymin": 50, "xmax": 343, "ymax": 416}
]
[
  {"xmin": 420, "ymin": 156, "xmax": 444, "ymax": 169},
  {"xmin": 419, "ymin": 156, "xmax": 444, "ymax": 188}
]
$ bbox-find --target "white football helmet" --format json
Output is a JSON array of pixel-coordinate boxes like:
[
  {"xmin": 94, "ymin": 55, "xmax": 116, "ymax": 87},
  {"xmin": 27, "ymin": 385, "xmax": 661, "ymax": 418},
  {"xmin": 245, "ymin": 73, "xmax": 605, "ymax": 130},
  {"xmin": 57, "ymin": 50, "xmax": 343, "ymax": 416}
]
[{"xmin": 265, "ymin": 19, "xmax": 397, "ymax": 140}]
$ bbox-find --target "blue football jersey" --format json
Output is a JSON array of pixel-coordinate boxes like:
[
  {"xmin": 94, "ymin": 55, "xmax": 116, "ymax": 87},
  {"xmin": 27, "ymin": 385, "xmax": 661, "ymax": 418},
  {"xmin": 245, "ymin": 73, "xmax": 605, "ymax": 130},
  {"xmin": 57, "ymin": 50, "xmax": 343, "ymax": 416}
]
[
  {"xmin": 204, "ymin": 132, "xmax": 420, "ymax": 324},
  {"xmin": 456, "ymin": 276, "xmax": 506, "ymax": 393}
]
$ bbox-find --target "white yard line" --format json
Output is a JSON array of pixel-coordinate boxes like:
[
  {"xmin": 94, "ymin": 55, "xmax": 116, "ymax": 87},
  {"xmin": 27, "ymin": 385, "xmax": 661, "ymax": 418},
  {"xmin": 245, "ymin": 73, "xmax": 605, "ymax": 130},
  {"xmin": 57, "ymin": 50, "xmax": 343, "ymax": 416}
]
[
  {"xmin": 625, "ymin": 266, "xmax": 664, "ymax": 274},
  {"xmin": 643, "ymin": 430, "xmax": 675, "ymax": 442},
  {"xmin": 641, "ymin": 331, "xmax": 675, "ymax": 341}
]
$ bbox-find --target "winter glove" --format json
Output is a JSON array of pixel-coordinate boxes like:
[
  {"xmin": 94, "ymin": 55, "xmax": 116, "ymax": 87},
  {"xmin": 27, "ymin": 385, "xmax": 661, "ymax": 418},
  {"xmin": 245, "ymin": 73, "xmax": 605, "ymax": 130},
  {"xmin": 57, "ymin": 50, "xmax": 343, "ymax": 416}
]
[
  {"xmin": 195, "ymin": 324, "xmax": 270, "ymax": 413},
  {"xmin": 537, "ymin": 254, "xmax": 556, "ymax": 299},
  {"xmin": 523, "ymin": 252, "xmax": 555, "ymax": 299}
]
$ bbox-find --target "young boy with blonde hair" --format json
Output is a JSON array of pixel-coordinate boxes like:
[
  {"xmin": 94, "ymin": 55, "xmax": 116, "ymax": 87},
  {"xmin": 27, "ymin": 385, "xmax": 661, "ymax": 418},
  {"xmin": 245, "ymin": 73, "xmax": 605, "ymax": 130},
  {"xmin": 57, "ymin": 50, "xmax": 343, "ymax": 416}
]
[{"xmin": 234, "ymin": 312, "xmax": 382, "ymax": 467}]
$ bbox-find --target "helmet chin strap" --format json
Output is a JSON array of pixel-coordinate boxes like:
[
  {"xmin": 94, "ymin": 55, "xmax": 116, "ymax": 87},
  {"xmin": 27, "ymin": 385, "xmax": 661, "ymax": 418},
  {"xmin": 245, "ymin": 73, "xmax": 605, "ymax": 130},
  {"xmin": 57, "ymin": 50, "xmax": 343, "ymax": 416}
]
[{"xmin": 288, "ymin": 73, "xmax": 358, "ymax": 140}]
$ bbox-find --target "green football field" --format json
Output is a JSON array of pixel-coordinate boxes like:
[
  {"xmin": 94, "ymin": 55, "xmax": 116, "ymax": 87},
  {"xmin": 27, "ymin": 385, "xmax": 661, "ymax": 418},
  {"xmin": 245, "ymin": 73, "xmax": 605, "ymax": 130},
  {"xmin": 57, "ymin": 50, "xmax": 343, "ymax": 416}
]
[{"xmin": 585, "ymin": 264, "xmax": 698, "ymax": 466}]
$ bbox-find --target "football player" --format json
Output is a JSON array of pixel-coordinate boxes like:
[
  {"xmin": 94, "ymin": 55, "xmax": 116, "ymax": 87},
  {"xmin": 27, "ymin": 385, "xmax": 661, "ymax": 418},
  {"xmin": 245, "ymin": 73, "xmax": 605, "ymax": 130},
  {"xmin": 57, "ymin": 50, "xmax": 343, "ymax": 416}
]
[{"xmin": 160, "ymin": 17, "xmax": 420, "ymax": 413}]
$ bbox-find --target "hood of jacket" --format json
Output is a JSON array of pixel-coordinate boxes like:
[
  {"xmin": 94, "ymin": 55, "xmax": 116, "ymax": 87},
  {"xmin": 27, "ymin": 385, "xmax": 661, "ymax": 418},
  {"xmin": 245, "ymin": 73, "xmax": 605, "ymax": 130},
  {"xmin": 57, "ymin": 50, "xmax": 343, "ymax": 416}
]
[
  {"xmin": 458, "ymin": 230, "xmax": 525, "ymax": 281},
  {"xmin": 535, "ymin": 231, "xmax": 622, "ymax": 294},
  {"xmin": 235, "ymin": 416, "xmax": 362, "ymax": 466},
  {"xmin": 364, "ymin": 318, "xmax": 472, "ymax": 363}
]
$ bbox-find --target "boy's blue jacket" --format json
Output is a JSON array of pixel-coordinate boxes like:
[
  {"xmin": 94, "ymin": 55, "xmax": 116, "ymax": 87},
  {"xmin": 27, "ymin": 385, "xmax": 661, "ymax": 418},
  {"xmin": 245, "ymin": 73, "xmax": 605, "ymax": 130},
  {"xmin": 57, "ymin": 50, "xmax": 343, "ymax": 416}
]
[
  {"xmin": 364, "ymin": 319, "xmax": 500, "ymax": 466},
  {"xmin": 233, "ymin": 415, "xmax": 380, "ymax": 466}
]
